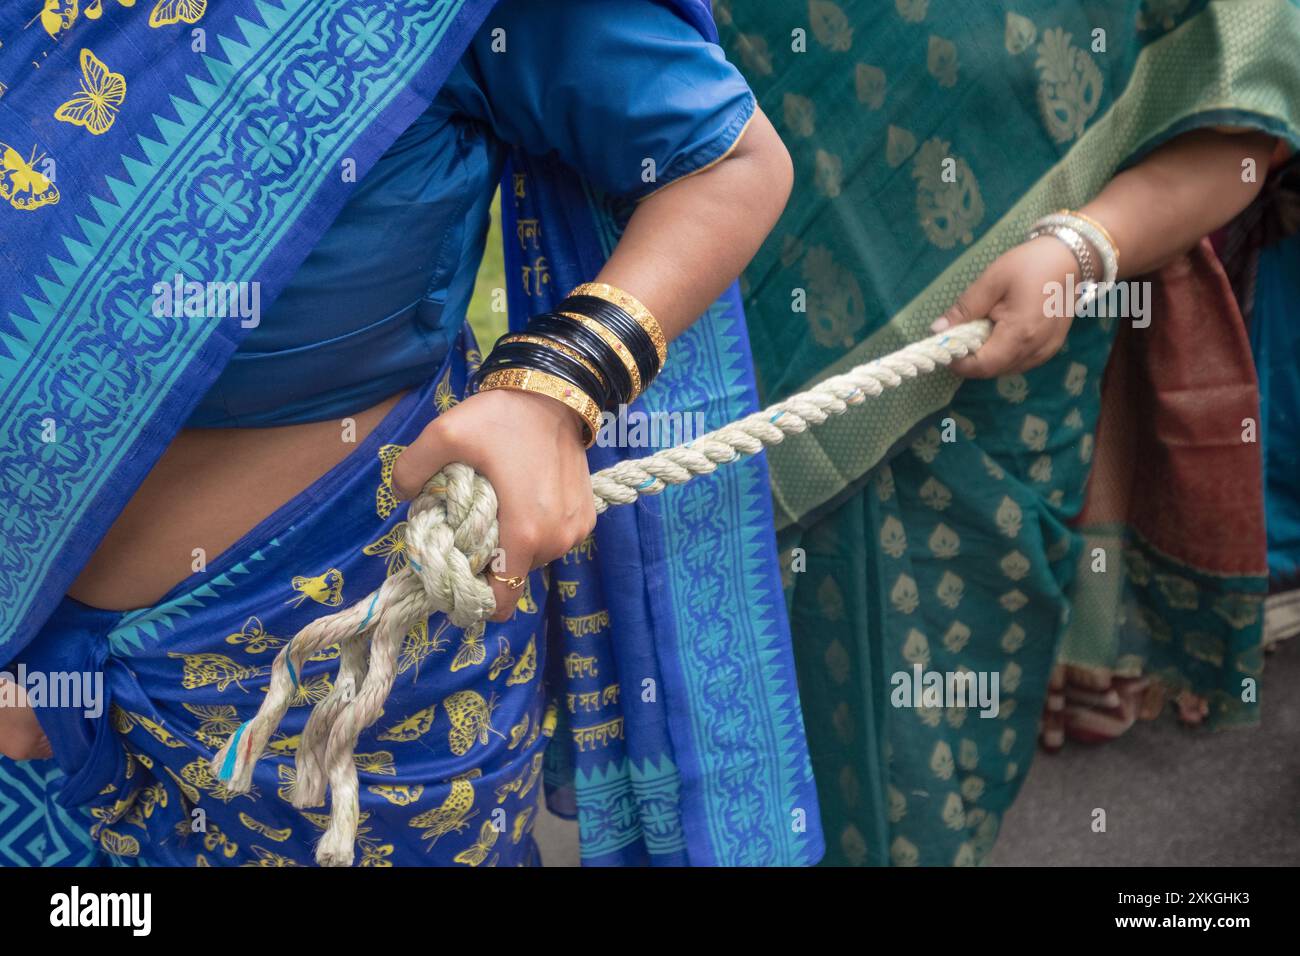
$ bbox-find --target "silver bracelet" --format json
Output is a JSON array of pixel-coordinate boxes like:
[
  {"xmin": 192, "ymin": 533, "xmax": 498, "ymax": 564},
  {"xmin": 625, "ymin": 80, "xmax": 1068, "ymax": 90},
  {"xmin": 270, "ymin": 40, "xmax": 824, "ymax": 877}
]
[
  {"xmin": 1033, "ymin": 211, "xmax": 1119, "ymax": 285},
  {"xmin": 1028, "ymin": 223, "xmax": 1099, "ymax": 286}
]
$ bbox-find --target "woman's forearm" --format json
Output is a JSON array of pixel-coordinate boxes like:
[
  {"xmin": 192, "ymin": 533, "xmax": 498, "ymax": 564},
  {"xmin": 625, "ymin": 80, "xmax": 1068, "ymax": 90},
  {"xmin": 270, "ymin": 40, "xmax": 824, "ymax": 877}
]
[
  {"xmin": 1081, "ymin": 128, "xmax": 1276, "ymax": 278},
  {"xmin": 595, "ymin": 106, "xmax": 793, "ymax": 340}
]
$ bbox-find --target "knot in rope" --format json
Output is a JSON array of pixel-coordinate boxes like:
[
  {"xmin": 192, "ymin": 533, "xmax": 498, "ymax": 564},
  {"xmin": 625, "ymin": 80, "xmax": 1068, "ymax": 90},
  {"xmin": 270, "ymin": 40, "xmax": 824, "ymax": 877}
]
[{"xmin": 405, "ymin": 462, "xmax": 499, "ymax": 629}]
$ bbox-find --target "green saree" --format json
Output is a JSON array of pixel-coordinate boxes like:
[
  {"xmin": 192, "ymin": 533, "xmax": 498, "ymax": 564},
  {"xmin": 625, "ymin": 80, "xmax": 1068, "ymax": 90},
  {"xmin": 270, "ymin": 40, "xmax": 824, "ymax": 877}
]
[{"xmin": 715, "ymin": 0, "xmax": 1300, "ymax": 865}]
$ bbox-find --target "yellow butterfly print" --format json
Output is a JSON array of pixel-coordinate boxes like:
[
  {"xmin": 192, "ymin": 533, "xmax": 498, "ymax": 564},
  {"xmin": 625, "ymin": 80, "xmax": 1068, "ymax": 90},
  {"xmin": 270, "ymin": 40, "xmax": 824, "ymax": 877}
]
[
  {"xmin": 453, "ymin": 819, "xmax": 500, "ymax": 867},
  {"xmin": 376, "ymin": 444, "xmax": 407, "ymax": 518},
  {"xmin": 98, "ymin": 828, "xmax": 141, "ymax": 857},
  {"xmin": 196, "ymin": 854, "xmax": 210, "ymax": 866},
  {"xmin": 272, "ymin": 673, "xmax": 332, "ymax": 707},
  {"xmin": 397, "ymin": 618, "xmax": 450, "ymax": 677},
  {"xmin": 38, "ymin": 0, "xmax": 78, "ymax": 39},
  {"xmin": 488, "ymin": 635, "xmax": 516, "ymax": 681},
  {"xmin": 83, "ymin": 0, "xmax": 137, "ymax": 22},
  {"xmin": 111, "ymin": 706, "xmax": 187, "ymax": 748},
  {"xmin": 362, "ymin": 522, "xmax": 409, "ymax": 576},
  {"xmin": 181, "ymin": 757, "xmax": 257, "ymax": 803},
  {"xmin": 516, "ymin": 576, "xmax": 538, "ymax": 614},
  {"xmin": 444, "ymin": 690, "xmax": 501, "ymax": 756},
  {"xmin": 506, "ymin": 714, "xmax": 529, "ymax": 749},
  {"xmin": 138, "ymin": 780, "xmax": 167, "ymax": 817},
  {"xmin": 451, "ymin": 620, "xmax": 487, "ymax": 672},
  {"xmin": 90, "ymin": 791, "xmax": 136, "ymax": 831},
  {"xmin": 434, "ymin": 370, "xmax": 458, "ymax": 413},
  {"xmin": 0, "ymin": 144, "xmax": 60, "ymax": 211},
  {"xmin": 163, "ymin": 766, "xmax": 201, "ymax": 805},
  {"xmin": 54, "ymin": 49, "xmax": 126, "ymax": 136},
  {"xmin": 359, "ymin": 840, "xmax": 394, "ymax": 867},
  {"xmin": 354, "ymin": 751, "xmax": 397, "ymax": 776},
  {"xmin": 367, "ymin": 783, "xmax": 425, "ymax": 807},
  {"xmin": 465, "ymin": 347, "xmax": 483, "ymax": 374},
  {"xmin": 242, "ymin": 845, "xmax": 298, "ymax": 867},
  {"xmin": 203, "ymin": 823, "xmax": 240, "ymax": 859},
  {"xmin": 378, "ymin": 704, "xmax": 436, "ymax": 743},
  {"xmin": 238, "ymin": 812, "xmax": 292, "ymax": 843},
  {"xmin": 224, "ymin": 616, "xmax": 285, "ymax": 654},
  {"xmin": 148, "ymin": 0, "xmax": 206, "ymax": 28},
  {"xmin": 183, "ymin": 703, "xmax": 242, "ymax": 750},
  {"xmin": 541, "ymin": 700, "xmax": 559, "ymax": 738},
  {"xmin": 288, "ymin": 568, "xmax": 344, "ymax": 608},
  {"xmin": 167, "ymin": 651, "xmax": 268, "ymax": 692},
  {"xmin": 275, "ymin": 764, "xmax": 299, "ymax": 804},
  {"xmin": 519, "ymin": 752, "xmax": 544, "ymax": 801},
  {"xmin": 266, "ymin": 734, "xmax": 300, "ymax": 757},
  {"xmin": 512, "ymin": 806, "xmax": 535, "ymax": 844},
  {"xmin": 409, "ymin": 769, "xmax": 480, "ymax": 847},
  {"xmin": 128, "ymin": 750, "xmax": 154, "ymax": 772},
  {"xmin": 506, "ymin": 635, "xmax": 536, "ymax": 686},
  {"xmin": 496, "ymin": 752, "xmax": 544, "ymax": 805}
]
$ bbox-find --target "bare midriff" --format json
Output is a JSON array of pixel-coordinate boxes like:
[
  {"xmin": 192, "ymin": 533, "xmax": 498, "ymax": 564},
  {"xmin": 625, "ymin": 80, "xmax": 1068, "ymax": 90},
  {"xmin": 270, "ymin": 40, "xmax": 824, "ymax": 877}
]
[{"xmin": 67, "ymin": 391, "xmax": 406, "ymax": 612}]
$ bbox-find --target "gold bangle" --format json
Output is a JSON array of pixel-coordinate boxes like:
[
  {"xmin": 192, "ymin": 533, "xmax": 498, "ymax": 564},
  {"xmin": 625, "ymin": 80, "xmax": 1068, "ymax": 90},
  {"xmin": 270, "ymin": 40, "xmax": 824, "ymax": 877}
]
[
  {"xmin": 555, "ymin": 311, "xmax": 643, "ymax": 400},
  {"xmin": 477, "ymin": 368, "xmax": 601, "ymax": 449},
  {"xmin": 499, "ymin": 333, "xmax": 607, "ymax": 389},
  {"xmin": 569, "ymin": 282, "xmax": 668, "ymax": 368},
  {"xmin": 1060, "ymin": 209, "xmax": 1118, "ymax": 261}
]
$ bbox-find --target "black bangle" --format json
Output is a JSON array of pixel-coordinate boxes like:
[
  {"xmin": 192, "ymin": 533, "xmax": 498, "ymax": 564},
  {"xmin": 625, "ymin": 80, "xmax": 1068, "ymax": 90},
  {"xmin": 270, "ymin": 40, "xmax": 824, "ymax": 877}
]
[
  {"xmin": 526, "ymin": 313, "xmax": 635, "ymax": 407},
  {"xmin": 476, "ymin": 339, "xmax": 611, "ymax": 410},
  {"xmin": 560, "ymin": 294, "xmax": 660, "ymax": 385}
]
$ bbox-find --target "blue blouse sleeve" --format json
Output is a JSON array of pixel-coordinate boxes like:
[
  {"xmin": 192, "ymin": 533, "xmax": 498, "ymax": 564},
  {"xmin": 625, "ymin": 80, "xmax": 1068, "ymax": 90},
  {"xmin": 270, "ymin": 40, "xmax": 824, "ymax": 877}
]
[{"xmin": 447, "ymin": 0, "xmax": 756, "ymax": 200}]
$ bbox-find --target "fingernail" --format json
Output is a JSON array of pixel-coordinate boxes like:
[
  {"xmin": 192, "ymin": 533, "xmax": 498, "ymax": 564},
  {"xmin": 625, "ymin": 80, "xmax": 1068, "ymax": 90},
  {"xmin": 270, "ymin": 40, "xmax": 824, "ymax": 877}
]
[{"xmin": 931, "ymin": 317, "xmax": 950, "ymax": 333}]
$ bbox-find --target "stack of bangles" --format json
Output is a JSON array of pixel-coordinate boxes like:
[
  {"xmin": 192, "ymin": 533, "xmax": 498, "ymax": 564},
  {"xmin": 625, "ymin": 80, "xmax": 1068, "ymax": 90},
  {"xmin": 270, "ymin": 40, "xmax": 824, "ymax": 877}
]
[
  {"xmin": 1027, "ymin": 208, "xmax": 1120, "ymax": 309},
  {"xmin": 473, "ymin": 282, "xmax": 668, "ymax": 448}
]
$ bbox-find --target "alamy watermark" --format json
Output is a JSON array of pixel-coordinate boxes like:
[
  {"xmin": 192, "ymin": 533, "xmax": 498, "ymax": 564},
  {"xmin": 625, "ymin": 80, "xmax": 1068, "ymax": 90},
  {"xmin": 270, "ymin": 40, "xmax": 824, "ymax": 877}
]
[
  {"xmin": 890, "ymin": 663, "xmax": 1000, "ymax": 718},
  {"xmin": 50, "ymin": 886, "xmax": 151, "ymax": 936},
  {"xmin": 0, "ymin": 665, "xmax": 104, "ymax": 718},
  {"xmin": 151, "ymin": 272, "xmax": 261, "ymax": 328},
  {"xmin": 1044, "ymin": 276, "xmax": 1151, "ymax": 328},
  {"xmin": 594, "ymin": 404, "xmax": 707, "ymax": 449}
]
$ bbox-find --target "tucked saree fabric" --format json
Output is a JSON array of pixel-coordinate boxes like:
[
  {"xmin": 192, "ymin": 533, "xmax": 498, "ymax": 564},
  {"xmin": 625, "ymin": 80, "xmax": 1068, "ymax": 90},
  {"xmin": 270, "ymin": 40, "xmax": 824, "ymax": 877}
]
[
  {"xmin": 715, "ymin": 0, "xmax": 1300, "ymax": 865},
  {"xmin": 0, "ymin": 0, "xmax": 823, "ymax": 866},
  {"xmin": 27, "ymin": 343, "xmax": 556, "ymax": 867}
]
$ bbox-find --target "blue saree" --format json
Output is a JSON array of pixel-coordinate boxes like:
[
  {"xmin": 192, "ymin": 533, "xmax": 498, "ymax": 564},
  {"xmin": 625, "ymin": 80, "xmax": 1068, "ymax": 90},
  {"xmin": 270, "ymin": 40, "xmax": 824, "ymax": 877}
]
[{"xmin": 0, "ymin": 0, "xmax": 823, "ymax": 867}]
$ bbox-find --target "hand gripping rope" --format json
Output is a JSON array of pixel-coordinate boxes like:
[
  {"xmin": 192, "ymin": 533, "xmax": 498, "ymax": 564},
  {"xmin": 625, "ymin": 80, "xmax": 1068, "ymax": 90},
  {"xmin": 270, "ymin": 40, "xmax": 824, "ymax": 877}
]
[{"xmin": 211, "ymin": 319, "xmax": 991, "ymax": 865}]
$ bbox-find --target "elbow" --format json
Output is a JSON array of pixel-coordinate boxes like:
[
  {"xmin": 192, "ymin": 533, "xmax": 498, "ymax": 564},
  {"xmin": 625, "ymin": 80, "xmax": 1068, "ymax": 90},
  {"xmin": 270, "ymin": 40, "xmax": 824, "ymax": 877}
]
[{"xmin": 738, "ymin": 106, "xmax": 794, "ymax": 223}]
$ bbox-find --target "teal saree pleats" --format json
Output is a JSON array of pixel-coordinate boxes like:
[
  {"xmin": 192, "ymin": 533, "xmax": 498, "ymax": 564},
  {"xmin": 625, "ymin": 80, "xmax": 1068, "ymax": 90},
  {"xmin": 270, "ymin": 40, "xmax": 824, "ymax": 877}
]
[{"xmin": 718, "ymin": 0, "xmax": 1300, "ymax": 864}]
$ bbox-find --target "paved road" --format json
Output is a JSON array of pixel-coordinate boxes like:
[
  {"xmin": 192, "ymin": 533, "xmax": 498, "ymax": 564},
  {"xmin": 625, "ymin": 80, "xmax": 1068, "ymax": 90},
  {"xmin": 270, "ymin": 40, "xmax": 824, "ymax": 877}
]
[{"xmin": 535, "ymin": 638, "xmax": 1300, "ymax": 866}]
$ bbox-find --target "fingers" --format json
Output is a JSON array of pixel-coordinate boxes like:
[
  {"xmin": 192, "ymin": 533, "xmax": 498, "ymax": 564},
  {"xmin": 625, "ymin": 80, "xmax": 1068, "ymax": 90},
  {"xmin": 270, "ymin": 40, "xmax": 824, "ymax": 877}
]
[
  {"xmin": 487, "ymin": 508, "xmax": 596, "ymax": 623},
  {"xmin": 938, "ymin": 266, "xmax": 1018, "ymax": 379},
  {"xmin": 934, "ymin": 262, "xmax": 1009, "ymax": 332},
  {"xmin": 949, "ymin": 316, "xmax": 1033, "ymax": 379},
  {"xmin": 486, "ymin": 522, "xmax": 535, "ymax": 623},
  {"xmin": 391, "ymin": 417, "xmax": 457, "ymax": 501}
]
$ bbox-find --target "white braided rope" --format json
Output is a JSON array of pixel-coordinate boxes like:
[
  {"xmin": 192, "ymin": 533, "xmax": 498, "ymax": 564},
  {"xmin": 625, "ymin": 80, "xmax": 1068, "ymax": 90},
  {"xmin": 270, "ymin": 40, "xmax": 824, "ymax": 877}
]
[{"xmin": 210, "ymin": 319, "xmax": 990, "ymax": 866}]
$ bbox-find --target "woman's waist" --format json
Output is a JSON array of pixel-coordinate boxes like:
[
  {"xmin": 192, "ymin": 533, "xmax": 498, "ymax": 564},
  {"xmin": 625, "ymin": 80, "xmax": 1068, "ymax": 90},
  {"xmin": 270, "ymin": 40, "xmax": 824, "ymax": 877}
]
[{"xmin": 68, "ymin": 390, "xmax": 412, "ymax": 612}]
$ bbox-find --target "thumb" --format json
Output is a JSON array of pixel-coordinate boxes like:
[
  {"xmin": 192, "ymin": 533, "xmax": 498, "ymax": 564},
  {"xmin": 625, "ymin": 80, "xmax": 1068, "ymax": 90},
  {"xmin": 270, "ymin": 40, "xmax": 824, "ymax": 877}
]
[
  {"xmin": 391, "ymin": 417, "xmax": 458, "ymax": 502},
  {"xmin": 932, "ymin": 263, "xmax": 1007, "ymax": 333}
]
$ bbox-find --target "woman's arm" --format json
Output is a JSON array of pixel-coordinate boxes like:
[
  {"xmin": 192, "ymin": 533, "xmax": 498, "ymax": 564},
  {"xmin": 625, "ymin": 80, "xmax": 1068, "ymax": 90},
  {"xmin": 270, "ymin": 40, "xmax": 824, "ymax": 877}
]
[
  {"xmin": 392, "ymin": 108, "xmax": 793, "ymax": 618},
  {"xmin": 939, "ymin": 129, "xmax": 1278, "ymax": 378},
  {"xmin": 595, "ymin": 111, "xmax": 794, "ymax": 339}
]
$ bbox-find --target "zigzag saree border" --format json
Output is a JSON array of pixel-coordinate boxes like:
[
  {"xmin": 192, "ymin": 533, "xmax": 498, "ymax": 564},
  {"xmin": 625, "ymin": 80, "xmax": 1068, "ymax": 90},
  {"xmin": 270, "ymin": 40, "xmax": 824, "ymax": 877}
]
[
  {"xmin": 585, "ymin": 193, "xmax": 822, "ymax": 866},
  {"xmin": 0, "ymin": 0, "xmax": 474, "ymax": 644}
]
